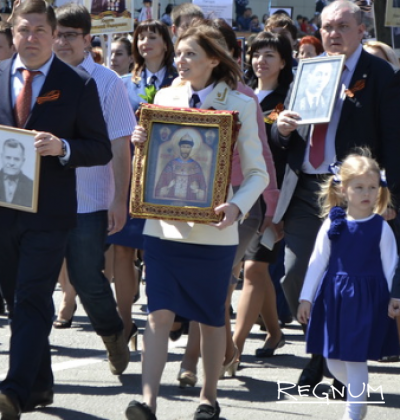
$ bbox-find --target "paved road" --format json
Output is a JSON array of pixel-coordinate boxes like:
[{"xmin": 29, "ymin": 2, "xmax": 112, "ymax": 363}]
[{"xmin": 0, "ymin": 283, "xmax": 399, "ymax": 420}]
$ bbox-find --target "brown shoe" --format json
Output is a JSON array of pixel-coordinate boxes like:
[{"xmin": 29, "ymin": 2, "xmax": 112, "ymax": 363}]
[
  {"xmin": 102, "ymin": 331, "xmax": 130, "ymax": 375},
  {"xmin": 0, "ymin": 390, "xmax": 21, "ymax": 420}
]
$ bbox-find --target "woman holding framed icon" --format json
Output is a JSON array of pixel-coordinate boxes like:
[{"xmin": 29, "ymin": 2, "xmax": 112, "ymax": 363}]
[
  {"xmin": 126, "ymin": 24, "xmax": 269, "ymax": 420},
  {"xmin": 230, "ymin": 32, "xmax": 294, "ymax": 361}
]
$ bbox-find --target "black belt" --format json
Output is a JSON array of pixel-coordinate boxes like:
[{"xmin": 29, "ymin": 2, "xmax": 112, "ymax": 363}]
[{"xmin": 300, "ymin": 172, "xmax": 330, "ymax": 181}]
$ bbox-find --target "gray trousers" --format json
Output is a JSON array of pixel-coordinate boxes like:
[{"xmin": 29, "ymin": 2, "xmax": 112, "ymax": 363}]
[{"xmin": 281, "ymin": 174, "xmax": 325, "ymax": 318}]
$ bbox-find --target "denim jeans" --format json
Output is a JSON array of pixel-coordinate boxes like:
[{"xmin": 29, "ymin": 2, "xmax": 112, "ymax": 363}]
[{"xmin": 65, "ymin": 211, "xmax": 123, "ymax": 336}]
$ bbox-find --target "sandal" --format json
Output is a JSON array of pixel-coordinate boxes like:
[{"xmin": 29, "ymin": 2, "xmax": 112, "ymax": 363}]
[
  {"xmin": 177, "ymin": 368, "xmax": 197, "ymax": 388},
  {"xmin": 53, "ymin": 303, "xmax": 77, "ymax": 329}
]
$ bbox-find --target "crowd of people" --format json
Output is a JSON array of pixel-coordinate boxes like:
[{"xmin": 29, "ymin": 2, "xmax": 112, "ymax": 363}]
[{"xmin": 0, "ymin": 1, "xmax": 400, "ymax": 420}]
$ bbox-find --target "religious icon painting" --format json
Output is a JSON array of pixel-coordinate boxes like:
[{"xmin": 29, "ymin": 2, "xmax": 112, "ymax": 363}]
[
  {"xmin": 0, "ymin": 125, "xmax": 41, "ymax": 212},
  {"xmin": 289, "ymin": 55, "xmax": 345, "ymax": 125},
  {"xmin": 130, "ymin": 103, "xmax": 239, "ymax": 223}
]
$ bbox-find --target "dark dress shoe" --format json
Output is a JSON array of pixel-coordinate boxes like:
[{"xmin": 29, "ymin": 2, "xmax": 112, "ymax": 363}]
[
  {"xmin": 193, "ymin": 401, "xmax": 220, "ymax": 420},
  {"xmin": 125, "ymin": 400, "xmax": 157, "ymax": 420},
  {"xmin": 23, "ymin": 389, "xmax": 54, "ymax": 412},
  {"xmin": 169, "ymin": 322, "xmax": 186, "ymax": 341},
  {"xmin": 255, "ymin": 333, "xmax": 285, "ymax": 358},
  {"xmin": 0, "ymin": 390, "xmax": 21, "ymax": 420},
  {"xmin": 297, "ymin": 354, "xmax": 324, "ymax": 388},
  {"xmin": 328, "ymin": 378, "xmax": 347, "ymax": 400},
  {"xmin": 0, "ymin": 298, "xmax": 6, "ymax": 316}
]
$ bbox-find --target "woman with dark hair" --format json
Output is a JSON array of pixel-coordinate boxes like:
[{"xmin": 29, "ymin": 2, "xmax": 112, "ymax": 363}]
[
  {"xmin": 230, "ymin": 31, "xmax": 294, "ymax": 361},
  {"xmin": 110, "ymin": 37, "xmax": 134, "ymax": 75},
  {"xmin": 125, "ymin": 24, "xmax": 268, "ymax": 420},
  {"xmin": 122, "ymin": 19, "xmax": 176, "ymax": 111},
  {"xmin": 246, "ymin": 31, "xmax": 293, "ymax": 170},
  {"xmin": 106, "ymin": 20, "xmax": 177, "ymax": 346},
  {"xmin": 161, "ymin": 3, "xmax": 174, "ymax": 26},
  {"xmin": 298, "ymin": 35, "xmax": 324, "ymax": 59}
]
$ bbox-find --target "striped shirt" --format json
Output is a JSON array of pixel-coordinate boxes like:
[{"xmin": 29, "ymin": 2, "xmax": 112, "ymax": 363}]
[{"xmin": 76, "ymin": 53, "xmax": 136, "ymax": 213}]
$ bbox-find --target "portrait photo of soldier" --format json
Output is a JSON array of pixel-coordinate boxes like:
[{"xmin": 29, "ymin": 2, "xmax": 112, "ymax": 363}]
[{"xmin": 0, "ymin": 138, "xmax": 34, "ymax": 208}]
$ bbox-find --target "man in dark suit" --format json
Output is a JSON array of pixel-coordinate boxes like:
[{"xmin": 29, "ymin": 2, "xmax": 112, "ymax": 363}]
[
  {"xmin": 0, "ymin": 138, "xmax": 33, "ymax": 207},
  {"xmin": 0, "ymin": 1, "xmax": 112, "ymax": 418},
  {"xmin": 272, "ymin": 0, "xmax": 400, "ymax": 391}
]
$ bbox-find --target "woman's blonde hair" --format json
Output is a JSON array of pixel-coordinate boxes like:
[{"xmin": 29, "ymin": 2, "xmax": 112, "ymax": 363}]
[
  {"xmin": 319, "ymin": 149, "xmax": 391, "ymax": 218},
  {"xmin": 363, "ymin": 40, "xmax": 399, "ymax": 69},
  {"xmin": 175, "ymin": 24, "xmax": 243, "ymax": 89}
]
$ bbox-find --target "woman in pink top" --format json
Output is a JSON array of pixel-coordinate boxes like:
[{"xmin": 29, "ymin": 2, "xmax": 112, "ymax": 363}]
[{"xmin": 177, "ymin": 19, "xmax": 281, "ymax": 386}]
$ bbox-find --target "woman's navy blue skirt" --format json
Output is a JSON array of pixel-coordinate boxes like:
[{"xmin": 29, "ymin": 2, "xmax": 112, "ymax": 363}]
[{"xmin": 143, "ymin": 235, "xmax": 237, "ymax": 327}]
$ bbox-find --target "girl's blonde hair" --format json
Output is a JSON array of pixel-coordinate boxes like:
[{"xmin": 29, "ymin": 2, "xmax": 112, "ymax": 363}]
[{"xmin": 319, "ymin": 149, "xmax": 391, "ymax": 218}]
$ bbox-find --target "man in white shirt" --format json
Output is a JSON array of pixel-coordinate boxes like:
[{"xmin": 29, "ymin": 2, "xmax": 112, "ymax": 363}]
[{"xmin": 53, "ymin": 2, "xmax": 135, "ymax": 380}]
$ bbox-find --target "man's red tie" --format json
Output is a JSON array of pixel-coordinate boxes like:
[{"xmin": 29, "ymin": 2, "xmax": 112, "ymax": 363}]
[
  {"xmin": 15, "ymin": 69, "xmax": 40, "ymax": 128},
  {"xmin": 309, "ymin": 123, "xmax": 328, "ymax": 169}
]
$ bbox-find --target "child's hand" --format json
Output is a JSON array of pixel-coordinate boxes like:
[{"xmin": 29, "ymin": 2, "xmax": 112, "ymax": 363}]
[
  {"xmin": 388, "ymin": 298, "xmax": 400, "ymax": 318},
  {"xmin": 297, "ymin": 300, "xmax": 312, "ymax": 324}
]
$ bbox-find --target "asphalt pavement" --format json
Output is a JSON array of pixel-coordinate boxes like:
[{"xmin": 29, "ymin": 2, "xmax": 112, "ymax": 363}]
[{"xmin": 0, "ymin": 282, "xmax": 399, "ymax": 420}]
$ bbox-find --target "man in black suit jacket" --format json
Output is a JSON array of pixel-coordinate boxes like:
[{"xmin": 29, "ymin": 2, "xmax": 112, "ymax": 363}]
[
  {"xmin": 0, "ymin": 138, "xmax": 33, "ymax": 207},
  {"xmin": 271, "ymin": 0, "xmax": 400, "ymax": 392},
  {"xmin": 0, "ymin": 1, "xmax": 112, "ymax": 418}
]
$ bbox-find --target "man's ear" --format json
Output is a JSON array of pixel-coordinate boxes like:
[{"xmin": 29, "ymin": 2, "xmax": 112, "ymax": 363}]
[{"xmin": 83, "ymin": 33, "xmax": 92, "ymax": 50}]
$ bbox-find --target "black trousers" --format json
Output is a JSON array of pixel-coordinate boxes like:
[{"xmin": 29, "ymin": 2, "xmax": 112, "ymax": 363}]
[{"xmin": 0, "ymin": 214, "xmax": 69, "ymax": 406}]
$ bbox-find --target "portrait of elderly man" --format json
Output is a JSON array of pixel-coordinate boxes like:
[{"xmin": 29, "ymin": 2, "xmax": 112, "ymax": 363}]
[
  {"xmin": 155, "ymin": 132, "xmax": 207, "ymax": 202},
  {"xmin": 0, "ymin": 138, "xmax": 33, "ymax": 207},
  {"xmin": 295, "ymin": 61, "xmax": 333, "ymax": 121}
]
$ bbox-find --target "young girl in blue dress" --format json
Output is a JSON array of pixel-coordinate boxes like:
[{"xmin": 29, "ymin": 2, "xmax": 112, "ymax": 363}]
[{"xmin": 298, "ymin": 152, "xmax": 399, "ymax": 420}]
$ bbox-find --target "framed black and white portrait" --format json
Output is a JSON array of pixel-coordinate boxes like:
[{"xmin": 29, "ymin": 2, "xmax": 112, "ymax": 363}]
[
  {"xmin": 0, "ymin": 125, "xmax": 41, "ymax": 212},
  {"xmin": 288, "ymin": 55, "xmax": 345, "ymax": 125}
]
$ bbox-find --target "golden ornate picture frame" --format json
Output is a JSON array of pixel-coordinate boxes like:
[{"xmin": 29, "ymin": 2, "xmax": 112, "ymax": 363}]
[
  {"xmin": 130, "ymin": 104, "xmax": 239, "ymax": 224},
  {"xmin": 0, "ymin": 125, "xmax": 41, "ymax": 213}
]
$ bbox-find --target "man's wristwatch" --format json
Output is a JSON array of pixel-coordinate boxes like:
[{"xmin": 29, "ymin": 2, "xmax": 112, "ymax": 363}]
[{"xmin": 59, "ymin": 140, "xmax": 67, "ymax": 157}]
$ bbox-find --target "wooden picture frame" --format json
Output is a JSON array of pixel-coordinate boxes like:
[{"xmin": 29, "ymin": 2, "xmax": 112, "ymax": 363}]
[
  {"xmin": 130, "ymin": 104, "xmax": 239, "ymax": 224},
  {"xmin": 288, "ymin": 55, "xmax": 345, "ymax": 125},
  {"xmin": 0, "ymin": 125, "xmax": 41, "ymax": 213}
]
